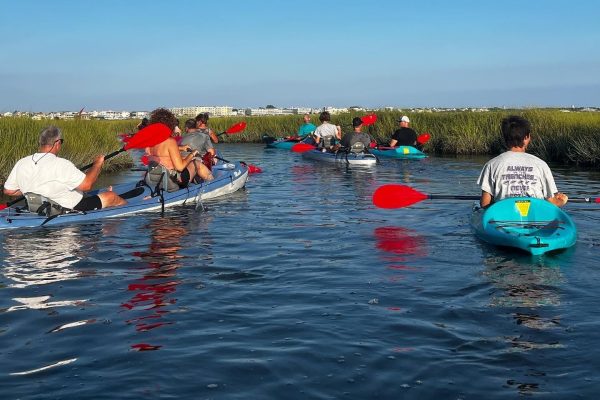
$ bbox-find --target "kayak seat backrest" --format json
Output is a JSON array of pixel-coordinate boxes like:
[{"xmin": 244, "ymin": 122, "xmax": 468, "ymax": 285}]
[
  {"xmin": 349, "ymin": 142, "xmax": 365, "ymax": 154},
  {"xmin": 24, "ymin": 193, "xmax": 67, "ymax": 216},
  {"xmin": 144, "ymin": 161, "xmax": 181, "ymax": 193}
]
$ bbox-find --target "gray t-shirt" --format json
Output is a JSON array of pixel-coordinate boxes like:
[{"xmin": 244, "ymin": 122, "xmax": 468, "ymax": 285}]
[
  {"xmin": 477, "ymin": 151, "xmax": 558, "ymax": 201},
  {"xmin": 180, "ymin": 130, "xmax": 213, "ymax": 155},
  {"xmin": 340, "ymin": 132, "xmax": 371, "ymax": 149}
]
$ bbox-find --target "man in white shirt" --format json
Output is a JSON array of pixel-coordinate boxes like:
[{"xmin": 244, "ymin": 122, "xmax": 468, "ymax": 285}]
[
  {"xmin": 3, "ymin": 126, "xmax": 126, "ymax": 211},
  {"xmin": 477, "ymin": 116, "xmax": 568, "ymax": 208},
  {"xmin": 313, "ymin": 111, "xmax": 342, "ymax": 150}
]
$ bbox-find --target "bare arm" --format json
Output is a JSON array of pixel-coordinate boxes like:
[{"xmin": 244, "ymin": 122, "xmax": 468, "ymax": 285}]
[
  {"xmin": 167, "ymin": 140, "xmax": 197, "ymax": 172},
  {"xmin": 3, "ymin": 188, "xmax": 22, "ymax": 196},
  {"xmin": 480, "ymin": 191, "xmax": 492, "ymax": 207},
  {"xmin": 76, "ymin": 155, "xmax": 104, "ymax": 191},
  {"xmin": 209, "ymin": 129, "xmax": 219, "ymax": 144},
  {"xmin": 389, "ymin": 139, "xmax": 398, "ymax": 147}
]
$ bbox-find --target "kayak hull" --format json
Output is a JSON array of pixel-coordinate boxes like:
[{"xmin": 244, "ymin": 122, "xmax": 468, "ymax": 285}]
[
  {"xmin": 0, "ymin": 162, "xmax": 248, "ymax": 229},
  {"xmin": 371, "ymin": 146, "xmax": 427, "ymax": 159},
  {"xmin": 470, "ymin": 197, "xmax": 577, "ymax": 255},
  {"xmin": 301, "ymin": 150, "xmax": 378, "ymax": 166},
  {"xmin": 265, "ymin": 139, "xmax": 299, "ymax": 149}
]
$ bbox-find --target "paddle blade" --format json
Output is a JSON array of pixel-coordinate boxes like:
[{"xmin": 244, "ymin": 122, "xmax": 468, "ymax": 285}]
[
  {"xmin": 124, "ymin": 123, "xmax": 172, "ymax": 150},
  {"xmin": 248, "ymin": 164, "xmax": 262, "ymax": 174},
  {"xmin": 140, "ymin": 155, "xmax": 149, "ymax": 165},
  {"xmin": 373, "ymin": 184, "xmax": 428, "ymax": 209},
  {"xmin": 417, "ymin": 133, "xmax": 431, "ymax": 145},
  {"xmin": 0, "ymin": 204, "xmax": 7, "ymax": 210},
  {"xmin": 291, "ymin": 143, "xmax": 316, "ymax": 153},
  {"xmin": 361, "ymin": 113, "xmax": 378, "ymax": 126},
  {"xmin": 225, "ymin": 121, "xmax": 247, "ymax": 134}
]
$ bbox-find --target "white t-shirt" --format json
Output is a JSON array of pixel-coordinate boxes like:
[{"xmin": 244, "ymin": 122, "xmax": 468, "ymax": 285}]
[
  {"xmin": 4, "ymin": 153, "xmax": 86, "ymax": 208},
  {"xmin": 477, "ymin": 151, "xmax": 558, "ymax": 201},
  {"xmin": 313, "ymin": 122, "xmax": 340, "ymax": 139}
]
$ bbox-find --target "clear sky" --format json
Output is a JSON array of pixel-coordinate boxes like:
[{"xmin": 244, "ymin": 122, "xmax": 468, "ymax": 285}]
[{"xmin": 1, "ymin": 0, "xmax": 599, "ymax": 111}]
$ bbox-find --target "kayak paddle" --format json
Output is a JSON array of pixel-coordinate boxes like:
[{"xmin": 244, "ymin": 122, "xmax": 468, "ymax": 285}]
[
  {"xmin": 417, "ymin": 133, "xmax": 430, "ymax": 145},
  {"xmin": 372, "ymin": 184, "xmax": 600, "ymax": 209},
  {"xmin": 361, "ymin": 113, "xmax": 378, "ymax": 126},
  {"xmin": 0, "ymin": 123, "xmax": 172, "ymax": 210},
  {"xmin": 213, "ymin": 155, "xmax": 262, "ymax": 174},
  {"xmin": 216, "ymin": 121, "xmax": 247, "ymax": 137}
]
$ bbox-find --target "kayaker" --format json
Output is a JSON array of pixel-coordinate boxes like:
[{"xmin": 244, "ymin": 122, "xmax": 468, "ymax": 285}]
[
  {"xmin": 3, "ymin": 126, "xmax": 126, "ymax": 211},
  {"xmin": 477, "ymin": 115, "xmax": 568, "ymax": 208},
  {"xmin": 389, "ymin": 116, "xmax": 418, "ymax": 147},
  {"xmin": 297, "ymin": 113, "xmax": 316, "ymax": 139},
  {"xmin": 180, "ymin": 118, "xmax": 217, "ymax": 174},
  {"xmin": 339, "ymin": 117, "xmax": 373, "ymax": 150},
  {"xmin": 195, "ymin": 113, "xmax": 219, "ymax": 144},
  {"xmin": 313, "ymin": 111, "xmax": 342, "ymax": 152},
  {"xmin": 144, "ymin": 108, "xmax": 212, "ymax": 191}
]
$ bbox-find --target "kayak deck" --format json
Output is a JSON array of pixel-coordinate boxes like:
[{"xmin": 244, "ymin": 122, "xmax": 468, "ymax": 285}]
[
  {"xmin": 370, "ymin": 146, "xmax": 427, "ymax": 159},
  {"xmin": 470, "ymin": 197, "xmax": 577, "ymax": 255}
]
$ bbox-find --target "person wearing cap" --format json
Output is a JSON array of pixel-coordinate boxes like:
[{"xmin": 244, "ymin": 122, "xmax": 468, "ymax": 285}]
[
  {"xmin": 3, "ymin": 126, "xmax": 126, "ymax": 211},
  {"xmin": 313, "ymin": 111, "xmax": 342, "ymax": 151},
  {"xmin": 195, "ymin": 113, "xmax": 219, "ymax": 144},
  {"xmin": 477, "ymin": 115, "xmax": 568, "ymax": 208},
  {"xmin": 340, "ymin": 117, "xmax": 373, "ymax": 150},
  {"xmin": 389, "ymin": 115, "xmax": 418, "ymax": 147}
]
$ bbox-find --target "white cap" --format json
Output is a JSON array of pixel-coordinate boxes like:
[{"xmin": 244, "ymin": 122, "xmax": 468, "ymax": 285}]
[{"xmin": 398, "ymin": 116, "xmax": 410, "ymax": 123}]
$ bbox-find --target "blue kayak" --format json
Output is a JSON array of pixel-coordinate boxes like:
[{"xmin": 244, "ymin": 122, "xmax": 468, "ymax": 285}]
[
  {"xmin": 470, "ymin": 197, "xmax": 577, "ymax": 255},
  {"xmin": 302, "ymin": 149, "xmax": 378, "ymax": 166},
  {"xmin": 0, "ymin": 162, "xmax": 248, "ymax": 229},
  {"xmin": 370, "ymin": 146, "xmax": 427, "ymax": 159},
  {"xmin": 263, "ymin": 134, "xmax": 303, "ymax": 149}
]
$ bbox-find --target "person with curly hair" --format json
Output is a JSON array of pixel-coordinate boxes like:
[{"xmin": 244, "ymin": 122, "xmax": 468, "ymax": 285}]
[{"xmin": 144, "ymin": 108, "xmax": 213, "ymax": 190}]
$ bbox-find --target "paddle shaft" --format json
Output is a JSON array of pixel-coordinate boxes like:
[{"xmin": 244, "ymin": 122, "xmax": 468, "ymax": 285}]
[{"xmin": 429, "ymin": 194, "xmax": 597, "ymax": 203}]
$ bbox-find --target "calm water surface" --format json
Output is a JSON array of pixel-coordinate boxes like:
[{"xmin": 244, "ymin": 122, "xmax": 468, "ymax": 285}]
[{"xmin": 1, "ymin": 144, "xmax": 600, "ymax": 399}]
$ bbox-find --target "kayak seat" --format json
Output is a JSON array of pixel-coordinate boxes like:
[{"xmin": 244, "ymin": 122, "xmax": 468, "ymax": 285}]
[
  {"xmin": 144, "ymin": 161, "xmax": 181, "ymax": 193},
  {"xmin": 24, "ymin": 192, "xmax": 68, "ymax": 217},
  {"xmin": 349, "ymin": 142, "xmax": 366, "ymax": 154}
]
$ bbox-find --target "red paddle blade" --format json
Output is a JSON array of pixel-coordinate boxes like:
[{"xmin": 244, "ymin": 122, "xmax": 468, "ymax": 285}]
[
  {"xmin": 140, "ymin": 155, "xmax": 149, "ymax": 165},
  {"xmin": 0, "ymin": 204, "xmax": 7, "ymax": 210},
  {"xmin": 124, "ymin": 123, "xmax": 172, "ymax": 150},
  {"xmin": 225, "ymin": 121, "xmax": 247, "ymax": 134},
  {"xmin": 291, "ymin": 143, "xmax": 316, "ymax": 153},
  {"xmin": 373, "ymin": 184, "xmax": 428, "ymax": 209},
  {"xmin": 248, "ymin": 164, "xmax": 262, "ymax": 174},
  {"xmin": 417, "ymin": 133, "xmax": 431, "ymax": 145},
  {"xmin": 361, "ymin": 113, "xmax": 377, "ymax": 126}
]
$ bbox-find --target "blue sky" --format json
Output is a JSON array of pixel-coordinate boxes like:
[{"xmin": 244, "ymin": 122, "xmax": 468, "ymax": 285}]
[{"xmin": 1, "ymin": 0, "xmax": 599, "ymax": 111}]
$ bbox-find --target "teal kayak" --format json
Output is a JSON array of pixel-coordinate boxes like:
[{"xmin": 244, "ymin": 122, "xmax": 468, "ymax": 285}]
[
  {"xmin": 370, "ymin": 146, "xmax": 427, "ymax": 159},
  {"xmin": 263, "ymin": 134, "xmax": 302, "ymax": 149},
  {"xmin": 470, "ymin": 197, "xmax": 577, "ymax": 255}
]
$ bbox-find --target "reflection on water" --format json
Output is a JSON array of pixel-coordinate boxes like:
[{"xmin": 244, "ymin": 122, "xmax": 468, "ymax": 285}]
[
  {"xmin": 2, "ymin": 226, "xmax": 86, "ymax": 288},
  {"xmin": 123, "ymin": 216, "xmax": 190, "ymax": 350},
  {"xmin": 374, "ymin": 226, "xmax": 427, "ymax": 262}
]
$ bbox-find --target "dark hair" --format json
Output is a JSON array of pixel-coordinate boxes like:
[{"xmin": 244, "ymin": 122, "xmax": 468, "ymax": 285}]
[
  {"xmin": 319, "ymin": 111, "xmax": 331, "ymax": 122},
  {"xmin": 184, "ymin": 118, "xmax": 197, "ymax": 130},
  {"xmin": 352, "ymin": 117, "xmax": 363, "ymax": 128},
  {"xmin": 149, "ymin": 108, "xmax": 178, "ymax": 131},
  {"xmin": 195, "ymin": 112, "xmax": 209, "ymax": 124},
  {"xmin": 501, "ymin": 115, "xmax": 531, "ymax": 148}
]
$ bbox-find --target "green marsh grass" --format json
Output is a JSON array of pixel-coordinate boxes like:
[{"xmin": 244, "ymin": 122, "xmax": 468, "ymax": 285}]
[{"xmin": 2, "ymin": 110, "xmax": 600, "ymax": 185}]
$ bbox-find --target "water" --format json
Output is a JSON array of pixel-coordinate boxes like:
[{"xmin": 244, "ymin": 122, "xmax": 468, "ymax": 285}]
[{"xmin": 1, "ymin": 144, "xmax": 600, "ymax": 399}]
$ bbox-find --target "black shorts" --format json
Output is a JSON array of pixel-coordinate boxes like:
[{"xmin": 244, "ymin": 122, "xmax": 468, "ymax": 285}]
[{"xmin": 74, "ymin": 195, "xmax": 102, "ymax": 211}]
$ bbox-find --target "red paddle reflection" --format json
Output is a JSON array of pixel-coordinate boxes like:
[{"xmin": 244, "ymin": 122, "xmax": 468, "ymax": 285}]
[
  {"xmin": 125, "ymin": 218, "xmax": 188, "ymax": 351},
  {"xmin": 374, "ymin": 226, "xmax": 427, "ymax": 261}
]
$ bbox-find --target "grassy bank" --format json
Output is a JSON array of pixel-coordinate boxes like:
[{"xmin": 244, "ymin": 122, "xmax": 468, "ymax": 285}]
[
  {"xmin": 0, "ymin": 118, "xmax": 137, "ymax": 184},
  {"xmin": 2, "ymin": 109, "xmax": 600, "ymax": 184}
]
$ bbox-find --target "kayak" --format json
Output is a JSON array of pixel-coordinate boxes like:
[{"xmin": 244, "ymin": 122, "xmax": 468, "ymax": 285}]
[
  {"xmin": 263, "ymin": 134, "xmax": 302, "ymax": 149},
  {"xmin": 301, "ymin": 149, "xmax": 378, "ymax": 166},
  {"xmin": 470, "ymin": 197, "xmax": 577, "ymax": 255},
  {"xmin": 0, "ymin": 161, "xmax": 248, "ymax": 229},
  {"xmin": 370, "ymin": 146, "xmax": 427, "ymax": 159}
]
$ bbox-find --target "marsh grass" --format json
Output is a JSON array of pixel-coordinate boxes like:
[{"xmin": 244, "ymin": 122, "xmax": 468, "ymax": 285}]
[
  {"xmin": 2, "ymin": 109, "xmax": 600, "ymax": 183},
  {"xmin": 0, "ymin": 118, "xmax": 137, "ymax": 183}
]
